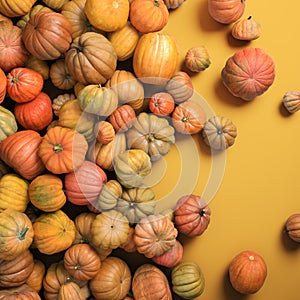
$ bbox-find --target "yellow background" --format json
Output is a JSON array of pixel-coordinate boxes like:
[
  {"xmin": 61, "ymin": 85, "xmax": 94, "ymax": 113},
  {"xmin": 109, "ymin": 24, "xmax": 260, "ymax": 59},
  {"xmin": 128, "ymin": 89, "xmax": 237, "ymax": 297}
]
[{"xmin": 152, "ymin": 0, "xmax": 300, "ymax": 299}]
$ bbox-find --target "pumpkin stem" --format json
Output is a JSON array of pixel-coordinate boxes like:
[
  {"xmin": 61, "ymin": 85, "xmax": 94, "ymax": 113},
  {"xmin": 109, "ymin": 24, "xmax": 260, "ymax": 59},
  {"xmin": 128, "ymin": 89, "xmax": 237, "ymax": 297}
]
[
  {"xmin": 18, "ymin": 226, "xmax": 29, "ymax": 240},
  {"xmin": 75, "ymin": 264, "xmax": 81, "ymax": 270},
  {"xmin": 11, "ymin": 77, "xmax": 19, "ymax": 84},
  {"xmin": 247, "ymin": 16, "xmax": 252, "ymax": 20},
  {"xmin": 181, "ymin": 116, "xmax": 189, "ymax": 123},
  {"xmin": 199, "ymin": 209, "xmax": 206, "ymax": 217},
  {"xmin": 154, "ymin": 0, "xmax": 160, "ymax": 6},
  {"xmin": 53, "ymin": 144, "xmax": 63, "ymax": 153},
  {"xmin": 146, "ymin": 134, "xmax": 155, "ymax": 142}
]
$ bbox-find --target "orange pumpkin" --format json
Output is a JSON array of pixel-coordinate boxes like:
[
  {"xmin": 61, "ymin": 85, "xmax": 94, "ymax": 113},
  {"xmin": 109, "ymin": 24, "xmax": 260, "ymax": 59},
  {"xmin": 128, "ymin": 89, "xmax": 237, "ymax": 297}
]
[
  {"xmin": 25, "ymin": 259, "xmax": 45, "ymax": 292},
  {"xmin": 0, "ymin": 284, "xmax": 41, "ymax": 299},
  {"xmin": 94, "ymin": 121, "xmax": 115, "ymax": 145},
  {"xmin": 0, "ymin": 67, "xmax": 6, "ymax": 104},
  {"xmin": 231, "ymin": 16, "xmax": 262, "ymax": 41},
  {"xmin": 285, "ymin": 213, "xmax": 300, "ymax": 242},
  {"xmin": 52, "ymin": 93, "xmax": 76, "ymax": 117},
  {"xmin": 108, "ymin": 104, "xmax": 136, "ymax": 132},
  {"xmin": 58, "ymin": 281, "xmax": 85, "ymax": 300},
  {"xmin": 149, "ymin": 92, "xmax": 175, "ymax": 116},
  {"xmin": 0, "ymin": 0, "xmax": 36, "ymax": 17},
  {"xmin": 73, "ymin": 212, "xmax": 97, "ymax": 245}
]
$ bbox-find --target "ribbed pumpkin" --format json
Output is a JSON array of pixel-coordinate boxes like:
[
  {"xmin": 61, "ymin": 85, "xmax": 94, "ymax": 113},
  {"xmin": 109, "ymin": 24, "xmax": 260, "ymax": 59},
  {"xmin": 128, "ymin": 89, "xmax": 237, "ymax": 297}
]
[
  {"xmin": 171, "ymin": 261, "xmax": 205, "ymax": 299},
  {"xmin": 22, "ymin": 11, "xmax": 72, "ymax": 60},
  {"xmin": 232, "ymin": 16, "xmax": 262, "ymax": 41},
  {"xmin": 132, "ymin": 264, "xmax": 172, "ymax": 300},
  {"xmin": 89, "ymin": 256, "xmax": 132, "ymax": 300},
  {"xmin": 285, "ymin": 213, "xmax": 300, "ymax": 242},
  {"xmin": 58, "ymin": 281, "xmax": 85, "ymax": 300},
  {"xmin": 25, "ymin": 259, "xmax": 45, "ymax": 293},
  {"xmin": 0, "ymin": 0, "xmax": 36, "ymax": 17},
  {"xmin": 119, "ymin": 226, "xmax": 137, "ymax": 253},
  {"xmin": 133, "ymin": 32, "xmax": 179, "ymax": 85},
  {"xmin": 73, "ymin": 212, "xmax": 97, "ymax": 245},
  {"xmin": 0, "ymin": 130, "xmax": 45, "ymax": 180},
  {"xmin": 221, "ymin": 47, "xmax": 276, "ymax": 101},
  {"xmin": 38, "ymin": 126, "xmax": 88, "ymax": 174},
  {"xmin": 184, "ymin": 46, "xmax": 211, "ymax": 72},
  {"xmin": 0, "ymin": 284, "xmax": 41, "ymax": 299},
  {"xmin": 29, "ymin": 174, "xmax": 66, "ymax": 212},
  {"xmin": 25, "ymin": 55, "xmax": 50, "ymax": 80},
  {"xmin": 52, "ymin": 93, "xmax": 76, "ymax": 116},
  {"xmin": 0, "ymin": 159, "xmax": 10, "ymax": 178},
  {"xmin": 65, "ymin": 32, "xmax": 117, "ymax": 85},
  {"xmin": 94, "ymin": 121, "xmax": 115, "ymax": 145},
  {"xmin": 149, "ymin": 92, "xmax": 175, "ymax": 116},
  {"xmin": 108, "ymin": 104, "xmax": 136, "ymax": 132},
  {"xmin": 282, "ymin": 91, "xmax": 300, "ymax": 114},
  {"xmin": 0, "ymin": 67, "xmax": 6, "ymax": 103},
  {"xmin": 0, "ymin": 174, "xmax": 29, "ymax": 212},
  {"xmin": 163, "ymin": 0, "xmax": 185, "ymax": 9},
  {"xmin": 33, "ymin": 210, "xmax": 76, "ymax": 255},
  {"xmin": 0, "ymin": 208, "xmax": 33, "ymax": 261},
  {"xmin": 134, "ymin": 214, "xmax": 178, "ymax": 258},
  {"xmin": 0, "ymin": 105, "xmax": 18, "ymax": 143},
  {"xmin": 42, "ymin": 0, "xmax": 69, "ymax": 11}
]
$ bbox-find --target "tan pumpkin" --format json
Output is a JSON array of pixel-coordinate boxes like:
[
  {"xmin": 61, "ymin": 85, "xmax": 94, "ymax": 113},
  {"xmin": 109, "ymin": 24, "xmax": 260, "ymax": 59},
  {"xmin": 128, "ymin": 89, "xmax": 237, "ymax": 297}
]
[
  {"xmin": 25, "ymin": 55, "xmax": 50, "ymax": 80},
  {"xmin": 282, "ymin": 90, "xmax": 300, "ymax": 114},
  {"xmin": 58, "ymin": 281, "xmax": 85, "ymax": 300},
  {"xmin": 0, "ymin": 0, "xmax": 36, "ymax": 17},
  {"xmin": 0, "ymin": 105, "xmax": 18, "ymax": 143},
  {"xmin": 232, "ymin": 16, "xmax": 262, "ymax": 41},
  {"xmin": 0, "ymin": 284, "xmax": 41, "ymax": 299},
  {"xmin": 25, "ymin": 259, "xmax": 46, "ymax": 292},
  {"xmin": 119, "ymin": 226, "xmax": 137, "ymax": 253},
  {"xmin": 285, "ymin": 213, "xmax": 300, "ymax": 242},
  {"xmin": 184, "ymin": 46, "xmax": 211, "ymax": 72},
  {"xmin": 42, "ymin": 0, "xmax": 69, "ymax": 11},
  {"xmin": 73, "ymin": 212, "xmax": 97, "ymax": 245},
  {"xmin": 163, "ymin": 0, "xmax": 185, "ymax": 9},
  {"xmin": 94, "ymin": 121, "xmax": 115, "ymax": 145}
]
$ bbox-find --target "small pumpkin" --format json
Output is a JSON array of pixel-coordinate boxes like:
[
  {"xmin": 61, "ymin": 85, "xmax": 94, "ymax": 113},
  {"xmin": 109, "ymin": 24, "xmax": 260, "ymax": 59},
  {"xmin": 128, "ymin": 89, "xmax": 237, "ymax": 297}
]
[
  {"xmin": 282, "ymin": 90, "xmax": 300, "ymax": 114},
  {"xmin": 232, "ymin": 16, "xmax": 262, "ymax": 41},
  {"xmin": 163, "ymin": 0, "xmax": 185, "ymax": 9},
  {"xmin": 285, "ymin": 213, "xmax": 300, "ymax": 242},
  {"xmin": 52, "ymin": 93, "xmax": 76, "ymax": 116},
  {"xmin": 58, "ymin": 281, "xmax": 85, "ymax": 300},
  {"xmin": 25, "ymin": 55, "xmax": 50, "ymax": 80},
  {"xmin": 108, "ymin": 104, "xmax": 136, "ymax": 132},
  {"xmin": 229, "ymin": 250, "xmax": 267, "ymax": 294},
  {"xmin": 94, "ymin": 121, "xmax": 115, "ymax": 145},
  {"xmin": 221, "ymin": 47, "xmax": 276, "ymax": 101},
  {"xmin": 171, "ymin": 261, "xmax": 205, "ymax": 299},
  {"xmin": 149, "ymin": 92, "xmax": 175, "ymax": 116},
  {"xmin": 0, "ymin": 105, "xmax": 18, "ymax": 143},
  {"xmin": 201, "ymin": 115, "xmax": 237, "ymax": 151},
  {"xmin": 174, "ymin": 194, "xmax": 211, "ymax": 237},
  {"xmin": 25, "ymin": 259, "xmax": 45, "ymax": 293},
  {"xmin": 0, "ymin": 284, "xmax": 41, "ymax": 299},
  {"xmin": 73, "ymin": 212, "xmax": 97, "ymax": 245},
  {"xmin": 184, "ymin": 46, "xmax": 211, "ymax": 72}
]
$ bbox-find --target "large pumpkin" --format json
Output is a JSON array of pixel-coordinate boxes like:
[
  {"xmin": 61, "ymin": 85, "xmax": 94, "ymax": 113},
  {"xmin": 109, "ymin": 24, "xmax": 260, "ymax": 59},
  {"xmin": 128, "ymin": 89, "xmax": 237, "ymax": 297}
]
[
  {"xmin": 0, "ymin": 130, "xmax": 45, "ymax": 180},
  {"xmin": 0, "ymin": 105, "xmax": 18, "ymax": 143},
  {"xmin": 221, "ymin": 47, "xmax": 276, "ymax": 101},
  {"xmin": 22, "ymin": 11, "xmax": 72, "ymax": 60},
  {"xmin": 133, "ymin": 32, "xmax": 179, "ymax": 85},
  {"xmin": 0, "ymin": 0, "xmax": 36, "ymax": 17},
  {"xmin": 0, "ymin": 284, "xmax": 41, "ymax": 299}
]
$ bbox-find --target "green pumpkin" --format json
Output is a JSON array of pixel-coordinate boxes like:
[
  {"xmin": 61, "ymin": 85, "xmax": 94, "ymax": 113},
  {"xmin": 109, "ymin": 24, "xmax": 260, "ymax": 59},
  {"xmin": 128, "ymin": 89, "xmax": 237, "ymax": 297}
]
[
  {"xmin": 0, "ymin": 106, "xmax": 18, "ymax": 143},
  {"xmin": 171, "ymin": 261, "xmax": 205, "ymax": 299},
  {"xmin": 282, "ymin": 90, "xmax": 300, "ymax": 113}
]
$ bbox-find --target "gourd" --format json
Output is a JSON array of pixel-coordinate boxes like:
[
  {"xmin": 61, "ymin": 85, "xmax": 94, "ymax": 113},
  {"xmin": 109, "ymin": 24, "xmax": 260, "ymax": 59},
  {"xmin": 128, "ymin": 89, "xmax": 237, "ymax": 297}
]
[
  {"xmin": 282, "ymin": 90, "xmax": 300, "ymax": 113},
  {"xmin": 184, "ymin": 46, "xmax": 211, "ymax": 72},
  {"xmin": 58, "ymin": 281, "xmax": 85, "ymax": 300},
  {"xmin": 164, "ymin": 0, "xmax": 186, "ymax": 9},
  {"xmin": 232, "ymin": 16, "xmax": 262, "ymax": 41},
  {"xmin": 285, "ymin": 213, "xmax": 300, "ymax": 242}
]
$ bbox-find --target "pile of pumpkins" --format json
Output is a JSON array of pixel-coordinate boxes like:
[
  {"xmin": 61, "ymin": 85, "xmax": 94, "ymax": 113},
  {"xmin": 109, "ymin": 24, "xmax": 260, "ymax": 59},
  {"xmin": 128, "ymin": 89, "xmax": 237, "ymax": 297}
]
[{"xmin": 0, "ymin": 0, "xmax": 298, "ymax": 299}]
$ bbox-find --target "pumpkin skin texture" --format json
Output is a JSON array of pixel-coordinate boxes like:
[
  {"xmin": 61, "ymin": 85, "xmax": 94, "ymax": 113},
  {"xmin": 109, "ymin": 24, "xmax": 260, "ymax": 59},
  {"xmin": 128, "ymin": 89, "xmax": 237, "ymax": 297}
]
[
  {"xmin": 221, "ymin": 47, "xmax": 276, "ymax": 101},
  {"xmin": 108, "ymin": 104, "xmax": 136, "ymax": 132},
  {"xmin": 65, "ymin": 32, "xmax": 117, "ymax": 85},
  {"xmin": 229, "ymin": 250, "xmax": 267, "ymax": 294},
  {"xmin": 25, "ymin": 259, "xmax": 45, "ymax": 293},
  {"xmin": 89, "ymin": 256, "xmax": 132, "ymax": 300},
  {"xmin": 25, "ymin": 55, "xmax": 50, "ymax": 80},
  {"xmin": 94, "ymin": 121, "xmax": 115, "ymax": 145},
  {"xmin": 232, "ymin": 16, "xmax": 262, "ymax": 41},
  {"xmin": 0, "ymin": 130, "xmax": 45, "ymax": 180},
  {"xmin": 0, "ymin": 284, "xmax": 41, "ymax": 299},
  {"xmin": 208, "ymin": 0, "xmax": 246, "ymax": 24},
  {"xmin": 149, "ymin": 92, "xmax": 175, "ymax": 116},
  {"xmin": 0, "ymin": 21, "xmax": 29, "ymax": 72},
  {"xmin": 0, "ymin": 67, "xmax": 6, "ymax": 104},
  {"xmin": 33, "ymin": 210, "xmax": 76, "ymax": 255},
  {"xmin": 132, "ymin": 263, "xmax": 172, "ymax": 300},
  {"xmin": 42, "ymin": 0, "xmax": 69, "ymax": 11},
  {"xmin": 119, "ymin": 226, "xmax": 137, "ymax": 253},
  {"xmin": 130, "ymin": 0, "xmax": 169, "ymax": 33},
  {"xmin": 85, "ymin": 0, "xmax": 129, "ymax": 32},
  {"xmin": 38, "ymin": 126, "xmax": 88, "ymax": 174},
  {"xmin": 0, "ymin": 0, "xmax": 36, "ymax": 17},
  {"xmin": 0, "ymin": 208, "xmax": 34, "ymax": 261},
  {"xmin": 58, "ymin": 281, "xmax": 84, "ymax": 300},
  {"xmin": 14, "ymin": 92, "xmax": 53, "ymax": 131},
  {"xmin": 133, "ymin": 32, "xmax": 179, "ymax": 85},
  {"xmin": 22, "ymin": 11, "xmax": 72, "ymax": 61},
  {"xmin": 0, "ymin": 105, "xmax": 18, "ymax": 143},
  {"xmin": 52, "ymin": 93, "xmax": 76, "ymax": 117},
  {"xmin": 285, "ymin": 213, "xmax": 300, "ymax": 242},
  {"xmin": 134, "ymin": 214, "xmax": 178, "ymax": 258},
  {"xmin": 6, "ymin": 67, "xmax": 44, "ymax": 103},
  {"xmin": 164, "ymin": 0, "xmax": 185, "ymax": 9},
  {"xmin": 202, "ymin": 115, "xmax": 237, "ymax": 151},
  {"xmin": 282, "ymin": 90, "xmax": 300, "ymax": 114},
  {"xmin": 171, "ymin": 261, "xmax": 205, "ymax": 299},
  {"xmin": 73, "ymin": 212, "xmax": 97, "ymax": 245}
]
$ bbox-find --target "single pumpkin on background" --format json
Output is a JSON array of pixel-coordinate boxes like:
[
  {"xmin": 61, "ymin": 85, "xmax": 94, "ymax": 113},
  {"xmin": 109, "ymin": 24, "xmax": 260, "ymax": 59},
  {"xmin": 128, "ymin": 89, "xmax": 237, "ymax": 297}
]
[
  {"xmin": 285, "ymin": 213, "xmax": 300, "ymax": 242},
  {"xmin": 108, "ymin": 104, "xmax": 136, "ymax": 132},
  {"xmin": 231, "ymin": 16, "xmax": 262, "ymax": 41},
  {"xmin": 282, "ymin": 90, "xmax": 300, "ymax": 114},
  {"xmin": 184, "ymin": 46, "xmax": 211, "ymax": 72}
]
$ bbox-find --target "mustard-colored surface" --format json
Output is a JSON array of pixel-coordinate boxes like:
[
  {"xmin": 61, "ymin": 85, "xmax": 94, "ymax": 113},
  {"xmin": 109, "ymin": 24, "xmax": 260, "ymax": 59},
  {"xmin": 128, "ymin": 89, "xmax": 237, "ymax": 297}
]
[{"xmin": 151, "ymin": 0, "xmax": 300, "ymax": 299}]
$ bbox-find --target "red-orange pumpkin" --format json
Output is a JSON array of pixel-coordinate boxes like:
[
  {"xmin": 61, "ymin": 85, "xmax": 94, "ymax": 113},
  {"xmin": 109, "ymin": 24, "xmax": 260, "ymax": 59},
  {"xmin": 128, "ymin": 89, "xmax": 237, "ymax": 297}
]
[
  {"xmin": 149, "ymin": 92, "xmax": 175, "ymax": 116},
  {"xmin": 0, "ymin": 67, "xmax": 6, "ymax": 104},
  {"xmin": 108, "ymin": 104, "xmax": 136, "ymax": 132}
]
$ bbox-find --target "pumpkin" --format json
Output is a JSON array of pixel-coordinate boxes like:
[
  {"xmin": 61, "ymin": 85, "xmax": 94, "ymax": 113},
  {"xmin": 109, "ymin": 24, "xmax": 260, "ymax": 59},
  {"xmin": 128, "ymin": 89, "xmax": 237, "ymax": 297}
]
[
  {"xmin": 113, "ymin": 149, "xmax": 152, "ymax": 188},
  {"xmin": 52, "ymin": 93, "xmax": 76, "ymax": 117},
  {"xmin": 282, "ymin": 90, "xmax": 300, "ymax": 114},
  {"xmin": 29, "ymin": 174, "xmax": 66, "ymax": 212},
  {"xmin": 172, "ymin": 99, "xmax": 207, "ymax": 135},
  {"xmin": 49, "ymin": 59, "xmax": 77, "ymax": 91},
  {"xmin": 174, "ymin": 194, "xmax": 211, "ymax": 237},
  {"xmin": 22, "ymin": 11, "xmax": 72, "ymax": 60},
  {"xmin": 285, "ymin": 213, "xmax": 300, "ymax": 242},
  {"xmin": 89, "ymin": 256, "xmax": 132, "ymax": 300},
  {"xmin": 221, "ymin": 47, "xmax": 276, "ymax": 101},
  {"xmin": 14, "ymin": 92, "xmax": 53, "ymax": 131},
  {"xmin": 0, "ymin": 159, "xmax": 10, "ymax": 178},
  {"xmin": 202, "ymin": 115, "xmax": 237, "ymax": 151},
  {"xmin": 116, "ymin": 187, "xmax": 156, "ymax": 224},
  {"xmin": 0, "ymin": 0, "xmax": 36, "ymax": 17},
  {"xmin": 171, "ymin": 261, "xmax": 205, "ymax": 299},
  {"xmin": 105, "ymin": 70, "xmax": 144, "ymax": 110},
  {"xmin": 133, "ymin": 32, "xmax": 179, "ymax": 85},
  {"xmin": 25, "ymin": 259, "xmax": 45, "ymax": 293},
  {"xmin": 184, "ymin": 46, "xmax": 211, "ymax": 72},
  {"xmin": 42, "ymin": 0, "xmax": 69, "ymax": 11},
  {"xmin": 91, "ymin": 210, "xmax": 130, "ymax": 250},
  {"xmin": 108, "ymin": 22, "xmax": 140, "ymax": 61},
  {"xmin": 73, "ymin": 212, "xmax": 97, "ymax": 245},
  {"xmin": 229, "ymin": 250, "xmax": 267, "ymax": 294},
  {"xmin": 134, "ymin": 214, "xmax": 178, "ymax": 258},
  {"xmin": 163, "ymin": 0, "xmax": 185, "ymax": 9},
  {"xmin": 25, "ymin": 203, "xmax": 41, "ymax": 224},
  {"xmin": 108, "ymin": 104, "xmax": 136, "ymax": 132},
  {"xmin": 25, "ymin": 55, "xmax": 50, "ymax": 80},
  {"xmin": 152, "ymin": 239, "xmax": 183, "ymax": 268},
  {"xmin": 119, "ymin": 226, "xmax": 137, "ymax": 253},
  {"xmin": 93, "ymin": 246, "xmax": 113, "ymax": 262},
  {"xmin": 85, "ymin": 0, "xmax": 129, "ymax": 32},
  {"xmin": 38, "ymin": 126, "xmax": 88, "ymax": 174},
  {"xmin": 0, "ymin": 208, "xmax": 33, "ymax": 261},
  {"xmin": 0, "ymin": 21, "xmax": 29, "ymax": 72},
  {"xmin": 165, "ymin": 71, "xmax": 194, "ymax": 104},
  {"xmin": 0, "ymin": 174, "xmax": 29, "ymax": 212},
  {"xmin": 149, "ymin": 92, "xmax": 175, "ymax": 116},
  {"xmin": 33, "ymin": 210, "xmax": 76, "ymax": 255},
  {"xmin": 77, "ymin": 84, "xmax": 118, "ymax": 117},
  {"xmin": 232, "ymin": 16, "xmax": 262, "ymax": 41},
  {"xmin": 0, "ymin": 105, "xmax": 18, "ymax": 143},
  {"xmin": 130, "ymin": 0, "xmax": 169, "ymax": 33},
  {"xmin": 97, "ymin": 179, "xmax": 123, "ymax": 211},
  {"xmin": 132, "ymin": 263, "xmax": 172, "ymax": 300},
  {"xmin": 0, "ymin": 284, "xmax": 41, "ymax": 299},
  {"xmin": 208, "ymin": 0, "xmax": 246, "ymax": 24},
  {"xmin": 0, "ymin": 249, "xmax": 34, "ymax": 288},
  {"xmin": 0, "ymin": 67, "xmax": 6, "ymax": 104},
  {"xmin": 58, "ymin": 281, "xmax": 85, "ymax": 300},
  {"xmin": 58, "ymin": 99, "xmax": 97, "ymax": 142},
  {"xmin": 65, "ymin": 32, "xmax": 117, "ymax": 85},
  {"xmin": 0, "ymin": 130, "xmax": 45, "ymax": 180},
  {"xmin": 64, "ymin": 160, "xmax": 107, "ymax": 206},
  {"xmin": 94, "ymin": 121, "xmax": 115, "ymax": 144},
  {"xmin": 126, "ymin": 112, "xmax": 175, "ymax": 161}
]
